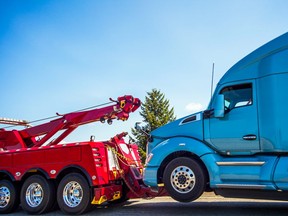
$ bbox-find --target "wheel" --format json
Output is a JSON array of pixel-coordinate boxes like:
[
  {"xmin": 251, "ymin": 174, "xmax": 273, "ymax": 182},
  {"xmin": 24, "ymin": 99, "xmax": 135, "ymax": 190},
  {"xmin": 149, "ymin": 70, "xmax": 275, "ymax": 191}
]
[
  {"xmin": 163, "ymin": 157, "xmax": 206, "ymax": 202},
  {"xmin": 57, "ymin": 173, "xmax": 91, "ymax": 215},
  {"xmin": 20, "ymin": 175, "xmax": 56, "ymax": 214},
  {"xmin": 0, "ymin": 180, "xmax": 19, "ymax": 213}
]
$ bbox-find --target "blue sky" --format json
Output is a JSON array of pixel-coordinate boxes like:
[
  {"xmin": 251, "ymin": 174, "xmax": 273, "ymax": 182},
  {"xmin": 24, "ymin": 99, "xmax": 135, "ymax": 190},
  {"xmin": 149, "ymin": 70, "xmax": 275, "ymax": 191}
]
[{"xmin": 1, "ymin": 0, "xmax": 288, "ymax": 142}]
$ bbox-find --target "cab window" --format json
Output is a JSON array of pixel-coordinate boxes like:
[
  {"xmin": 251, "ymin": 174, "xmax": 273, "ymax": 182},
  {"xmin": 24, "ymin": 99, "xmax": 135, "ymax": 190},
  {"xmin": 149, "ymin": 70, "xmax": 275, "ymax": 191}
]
[{"xmin": 220, "ymin": 83, "xmax": 252, "ymax": 110}]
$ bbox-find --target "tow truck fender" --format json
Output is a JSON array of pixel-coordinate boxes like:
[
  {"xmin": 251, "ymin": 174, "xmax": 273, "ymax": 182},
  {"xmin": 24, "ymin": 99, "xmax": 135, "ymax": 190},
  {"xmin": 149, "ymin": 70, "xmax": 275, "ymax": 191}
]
[{"xmin": 0, "ymin": 170, "xmax": 15, "ymax": 181}]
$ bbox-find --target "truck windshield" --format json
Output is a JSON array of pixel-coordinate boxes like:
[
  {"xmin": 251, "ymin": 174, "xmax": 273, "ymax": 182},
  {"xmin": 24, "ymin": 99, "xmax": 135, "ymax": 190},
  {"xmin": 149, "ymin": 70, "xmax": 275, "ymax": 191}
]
[{"xmin": 220, "ymin": 83, "xmax": 252, "ymax": 110}]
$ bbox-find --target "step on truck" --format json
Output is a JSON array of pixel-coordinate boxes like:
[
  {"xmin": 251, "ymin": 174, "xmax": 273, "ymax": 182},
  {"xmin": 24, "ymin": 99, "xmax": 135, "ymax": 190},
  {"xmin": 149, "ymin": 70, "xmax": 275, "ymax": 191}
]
[
  {"xmin": 0, "ymin": 95, "xmax": 160, "ymax": 215},
  {"xmin": 143, "ymin": 32, "xmax": 288, "ymax": 202}
]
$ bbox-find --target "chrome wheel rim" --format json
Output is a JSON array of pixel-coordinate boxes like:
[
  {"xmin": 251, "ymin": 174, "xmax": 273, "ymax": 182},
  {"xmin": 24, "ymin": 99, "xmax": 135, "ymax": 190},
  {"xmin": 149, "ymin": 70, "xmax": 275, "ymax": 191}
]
[
  {"xmin": 63, "ymin": 181, "xmax": 83, "ymax": 207},
  {"xmin": 26, "ymin": 183, "xmax": 44, "ymax": 207},
  {"xmin": 170, "ymin": 165, "xmax": 196, "ymax": 193},
  {"xmin": 0, "ymin": 186, "xmax": 10, "ymax": 208}
]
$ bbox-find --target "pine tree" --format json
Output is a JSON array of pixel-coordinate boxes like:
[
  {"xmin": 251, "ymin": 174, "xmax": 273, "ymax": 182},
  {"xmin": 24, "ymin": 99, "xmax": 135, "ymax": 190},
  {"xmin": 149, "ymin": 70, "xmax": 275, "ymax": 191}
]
[{"xmin": 131, "ymin": 89, "xmax": 176, "ymax": 162}]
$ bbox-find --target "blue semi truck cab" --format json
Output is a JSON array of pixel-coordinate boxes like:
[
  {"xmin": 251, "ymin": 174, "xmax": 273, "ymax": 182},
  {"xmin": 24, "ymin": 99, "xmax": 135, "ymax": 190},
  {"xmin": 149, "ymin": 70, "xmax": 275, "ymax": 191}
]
[{"xmin": 143, "ymin": 32, "xmax": 288, "ymax": 202}]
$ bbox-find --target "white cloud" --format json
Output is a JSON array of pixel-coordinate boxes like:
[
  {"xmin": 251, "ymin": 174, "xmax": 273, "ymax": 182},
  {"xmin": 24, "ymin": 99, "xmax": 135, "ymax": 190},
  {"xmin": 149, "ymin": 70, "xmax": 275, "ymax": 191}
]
[{"xmin": 185, "ymin": 102, "xmax": 203, "ymax": 113}]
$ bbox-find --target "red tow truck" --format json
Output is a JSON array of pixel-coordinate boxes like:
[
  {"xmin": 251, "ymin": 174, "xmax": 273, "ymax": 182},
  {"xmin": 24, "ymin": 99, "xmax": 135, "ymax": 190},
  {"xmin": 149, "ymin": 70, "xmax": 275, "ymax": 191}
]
[{"xmin": 0, "ymin": 95, "xmax": 161, "ymax": 215}]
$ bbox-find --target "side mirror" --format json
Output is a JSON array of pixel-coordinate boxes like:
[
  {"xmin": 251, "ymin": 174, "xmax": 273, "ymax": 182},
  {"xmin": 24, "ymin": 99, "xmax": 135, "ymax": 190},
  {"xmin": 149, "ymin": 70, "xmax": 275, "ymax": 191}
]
[
  {"xmin": 134, "ymin": 122, "xmax": 142, "ymax": 131},
  {"xmin": 214, "ymin": 94, "xmax": 225, "ymax": 118},
  {"xmin": 134, "ymin": 122, "xmax": 153, "ymax": 142}
]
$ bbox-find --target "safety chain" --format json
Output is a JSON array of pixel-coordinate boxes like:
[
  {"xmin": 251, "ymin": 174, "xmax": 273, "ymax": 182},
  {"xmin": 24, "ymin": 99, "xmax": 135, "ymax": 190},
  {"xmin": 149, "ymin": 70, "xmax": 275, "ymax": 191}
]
[
  {"xmin": 106, "ymin": 145, "xmax": 155, "ymax": 200},
  {"xmin": 107, "ymin": 145, "xmax": 133, "ymax": 165}
]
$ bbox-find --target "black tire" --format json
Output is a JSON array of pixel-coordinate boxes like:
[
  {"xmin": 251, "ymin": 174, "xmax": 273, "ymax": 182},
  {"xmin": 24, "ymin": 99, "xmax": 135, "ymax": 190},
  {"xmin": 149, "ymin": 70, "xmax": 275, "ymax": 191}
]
[
  {"xmin": 163, "ymin": 157, "xmax": 207, "ymax": 202},
  {"xmin": 20, "ymin": 175, "xmax": 56, "ymax": 214},
  {"xmin": 0, "ymin": 180, "xmax": 19, "ymax": 213},
  {"xmin": 57, "ymin": 173, "xmax": 91, "ymax": 215}
]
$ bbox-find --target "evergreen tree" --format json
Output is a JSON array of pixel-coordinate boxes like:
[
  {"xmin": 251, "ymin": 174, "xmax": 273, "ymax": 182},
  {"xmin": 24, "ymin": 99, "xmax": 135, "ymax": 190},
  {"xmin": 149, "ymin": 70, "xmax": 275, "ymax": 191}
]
[{"xmin": 131, "ymin": 89, "xmax": 176, "ymax": 162}]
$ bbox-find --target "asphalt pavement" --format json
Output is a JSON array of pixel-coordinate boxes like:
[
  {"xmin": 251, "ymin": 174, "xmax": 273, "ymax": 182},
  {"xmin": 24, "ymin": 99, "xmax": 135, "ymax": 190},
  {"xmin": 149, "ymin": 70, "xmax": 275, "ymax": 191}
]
[{"xmin": 11, "ymin": 192, "xmax": 288, "ymax": 215}]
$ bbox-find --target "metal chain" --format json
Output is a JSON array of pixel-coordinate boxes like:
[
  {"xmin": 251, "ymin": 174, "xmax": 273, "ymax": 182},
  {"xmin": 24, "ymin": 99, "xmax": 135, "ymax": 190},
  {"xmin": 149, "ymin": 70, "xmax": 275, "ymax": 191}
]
[
  {"xmin": 106, "ymin": 145, "xmax": 133, "ymax": 166},
  {"xmin": 106, "ymin": 145, "xmax": 155, "ymax": 200}
]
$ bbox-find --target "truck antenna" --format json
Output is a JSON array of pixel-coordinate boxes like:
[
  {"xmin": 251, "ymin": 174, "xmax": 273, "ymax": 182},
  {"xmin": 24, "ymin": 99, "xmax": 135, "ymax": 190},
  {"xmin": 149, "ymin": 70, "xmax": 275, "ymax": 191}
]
[{"xmin": 210, "ymin": 63, "xmax": 215, "ymax": 99}]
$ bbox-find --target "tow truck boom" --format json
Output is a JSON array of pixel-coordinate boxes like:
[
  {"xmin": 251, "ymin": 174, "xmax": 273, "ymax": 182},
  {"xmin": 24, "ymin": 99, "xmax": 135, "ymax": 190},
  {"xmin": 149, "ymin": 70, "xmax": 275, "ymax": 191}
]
[{"xmin": 0, "ymin": 95, "xmax": 140, "ymax": 150}]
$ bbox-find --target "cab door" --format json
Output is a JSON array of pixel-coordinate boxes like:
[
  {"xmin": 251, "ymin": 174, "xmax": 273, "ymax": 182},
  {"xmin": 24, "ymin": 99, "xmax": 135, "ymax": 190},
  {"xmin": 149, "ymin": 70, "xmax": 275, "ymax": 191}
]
[{"xmin": 204, "ymin": 82, "xmax": 260, "ymax": 155}]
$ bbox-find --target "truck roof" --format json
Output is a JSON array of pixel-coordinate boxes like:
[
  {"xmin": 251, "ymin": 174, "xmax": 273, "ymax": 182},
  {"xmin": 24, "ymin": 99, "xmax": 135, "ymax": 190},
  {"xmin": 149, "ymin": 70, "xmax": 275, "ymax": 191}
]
[{"xmin": 219, "ymin": 32, "xmax": 288, "ymax": 85}]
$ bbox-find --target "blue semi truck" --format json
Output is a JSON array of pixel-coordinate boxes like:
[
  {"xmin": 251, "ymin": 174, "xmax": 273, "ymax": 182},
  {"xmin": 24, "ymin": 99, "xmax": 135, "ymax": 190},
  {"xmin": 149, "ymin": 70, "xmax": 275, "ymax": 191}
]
[{"xmin": 143, "ymin": 32, "xmax": 288, "ymax": 202}]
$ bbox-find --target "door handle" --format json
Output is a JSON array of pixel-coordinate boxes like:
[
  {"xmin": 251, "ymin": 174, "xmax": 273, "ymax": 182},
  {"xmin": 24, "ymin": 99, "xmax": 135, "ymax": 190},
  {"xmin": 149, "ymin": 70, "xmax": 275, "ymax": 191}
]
[{"xmin": 243, "ymin": 134, "xmax": 257, "ymax": 140}]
